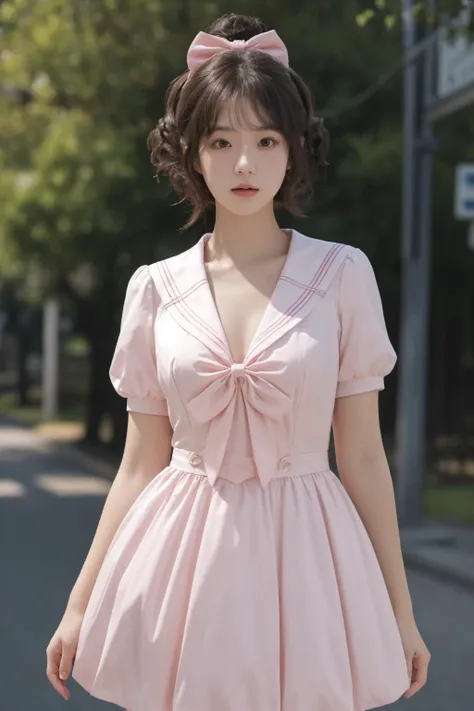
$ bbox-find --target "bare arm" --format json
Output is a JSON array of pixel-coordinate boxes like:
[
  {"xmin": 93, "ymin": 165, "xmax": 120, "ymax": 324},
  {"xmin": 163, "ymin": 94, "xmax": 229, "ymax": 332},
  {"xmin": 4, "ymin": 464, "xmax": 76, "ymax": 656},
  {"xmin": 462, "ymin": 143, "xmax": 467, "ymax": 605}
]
[
  {"xmin": 332, "ymin": 390, "xmax": 414, "ymax": 622},
  {"xmin": 67, "ymin": 411, "xmax": 172, "ymax": 614}
]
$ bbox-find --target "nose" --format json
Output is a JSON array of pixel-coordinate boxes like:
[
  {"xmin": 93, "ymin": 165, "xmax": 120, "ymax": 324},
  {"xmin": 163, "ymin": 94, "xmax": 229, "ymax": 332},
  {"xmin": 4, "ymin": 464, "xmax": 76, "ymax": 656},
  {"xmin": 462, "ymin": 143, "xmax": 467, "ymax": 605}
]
[{"xmin": 234, "ymin": 146, "xmax": 256, "ymax": 175}]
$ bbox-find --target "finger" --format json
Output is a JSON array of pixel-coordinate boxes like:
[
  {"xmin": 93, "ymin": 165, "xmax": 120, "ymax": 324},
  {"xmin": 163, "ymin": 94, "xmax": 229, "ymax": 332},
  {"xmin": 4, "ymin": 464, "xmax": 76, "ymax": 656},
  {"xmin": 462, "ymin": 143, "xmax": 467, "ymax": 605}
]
[
  {"xmin": 46, "ymin": 658, "xmax": 70, "ymax": 699},
  {"xmin": 406, "ymin": 679, "xmax": 425, "ymax": 697},
  {"xmin": 59, "ymin": 643, "xmax": 75, "ymax": 698},
  {"xmin": 46, "ymin": 644, "xmax": 70, "ymax": 700},
  {"xmin": 413, "ymin": 653, "xmax": 429, "ymax": 682},
  {"xmin": 404, "ymin": 657, "xmax": 414, "ymax": 696},
  {"xmin": 405, "ymin": 656, "xmax": 428, "ymax": 697},
  {"xmin": 59, "ymin": 643, "xmax": 74, "ymax": 681}
]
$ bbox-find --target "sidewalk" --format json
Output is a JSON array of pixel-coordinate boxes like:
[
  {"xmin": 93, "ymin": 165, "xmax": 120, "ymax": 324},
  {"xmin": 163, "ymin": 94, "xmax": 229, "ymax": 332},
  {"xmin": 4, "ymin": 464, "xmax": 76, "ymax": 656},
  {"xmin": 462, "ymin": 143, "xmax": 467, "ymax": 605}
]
[
  {"xmin": 400, "ymin": 519, "xmax": 474, "ymax": 589},
  {"xmin": 3, "ymin": 416, "xmax": 474, "ymax": 591}
]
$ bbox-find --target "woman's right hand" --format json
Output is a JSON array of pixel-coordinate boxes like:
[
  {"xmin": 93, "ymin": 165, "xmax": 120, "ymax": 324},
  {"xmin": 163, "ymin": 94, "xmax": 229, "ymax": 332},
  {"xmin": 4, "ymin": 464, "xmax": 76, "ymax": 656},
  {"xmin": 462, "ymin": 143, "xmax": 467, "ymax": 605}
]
[{"xmin": 46, "ymin": 606, "xmax": 84, "ymax": 700}]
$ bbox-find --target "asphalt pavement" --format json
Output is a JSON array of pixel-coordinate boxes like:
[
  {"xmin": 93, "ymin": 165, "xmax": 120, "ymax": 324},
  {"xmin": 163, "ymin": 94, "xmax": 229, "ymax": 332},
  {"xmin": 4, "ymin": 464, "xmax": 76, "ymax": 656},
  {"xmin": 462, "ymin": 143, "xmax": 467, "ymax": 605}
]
[{"xmin": 1, "ymin": 418, "xmax": 473, "ymax": 710}]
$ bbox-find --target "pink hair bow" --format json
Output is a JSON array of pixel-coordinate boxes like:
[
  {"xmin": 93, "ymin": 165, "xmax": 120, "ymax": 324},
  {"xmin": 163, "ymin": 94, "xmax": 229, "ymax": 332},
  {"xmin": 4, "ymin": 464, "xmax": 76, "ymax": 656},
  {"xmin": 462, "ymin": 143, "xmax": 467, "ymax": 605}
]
[{"xmin": 187, "ymin": 30, "xmax": 289, "ymax": 75}]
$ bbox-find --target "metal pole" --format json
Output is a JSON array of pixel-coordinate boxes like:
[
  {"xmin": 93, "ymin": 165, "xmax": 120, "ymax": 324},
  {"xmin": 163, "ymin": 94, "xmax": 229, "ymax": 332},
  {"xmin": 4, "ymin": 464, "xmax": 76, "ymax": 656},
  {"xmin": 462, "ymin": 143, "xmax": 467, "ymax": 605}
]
[
  {"xmin": 42, "ymin": 298, "xmax": 59, "ymax": 421},
  {"xmin": 395, "ymin": 0, "xmax": 425, "ymax": 526},
  {"xmin": 399, "ymin": 0, "xmax": 419, "ymax": 263},
  {"xmin": 410, "ymin": 13, "xmax": 437, "ymax": 511}
]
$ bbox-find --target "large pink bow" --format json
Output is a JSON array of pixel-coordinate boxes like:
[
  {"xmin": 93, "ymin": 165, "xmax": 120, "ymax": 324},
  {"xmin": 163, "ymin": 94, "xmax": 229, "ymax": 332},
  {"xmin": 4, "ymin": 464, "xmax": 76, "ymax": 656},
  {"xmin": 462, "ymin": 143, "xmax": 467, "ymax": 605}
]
[
  {"xmin": 187, "ymin": 360, "xmax": 292, "ymax": 488},
  {"xmin": 187, "ymin": 30, "xmax": 289, "ymax": 75}
]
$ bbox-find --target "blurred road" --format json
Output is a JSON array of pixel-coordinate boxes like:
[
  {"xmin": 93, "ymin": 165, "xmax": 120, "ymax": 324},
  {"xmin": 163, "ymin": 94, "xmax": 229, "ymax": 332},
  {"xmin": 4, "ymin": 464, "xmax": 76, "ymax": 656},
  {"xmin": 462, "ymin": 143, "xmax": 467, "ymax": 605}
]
[{"xmin": 1, "ymin": 419, "xmax": 473, "ymax": 711}]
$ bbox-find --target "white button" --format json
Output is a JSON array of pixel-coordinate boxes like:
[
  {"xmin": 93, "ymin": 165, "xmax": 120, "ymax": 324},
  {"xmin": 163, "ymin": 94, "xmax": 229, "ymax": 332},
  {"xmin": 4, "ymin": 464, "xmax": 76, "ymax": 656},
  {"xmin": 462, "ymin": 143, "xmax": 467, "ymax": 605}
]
[
  {"xmin": 278, "ymin": 456, "xmax": 292, "ymax": 472},
  {"xmin": 189, "ymin": 453, "xmax": 202, "ymax": 467}
]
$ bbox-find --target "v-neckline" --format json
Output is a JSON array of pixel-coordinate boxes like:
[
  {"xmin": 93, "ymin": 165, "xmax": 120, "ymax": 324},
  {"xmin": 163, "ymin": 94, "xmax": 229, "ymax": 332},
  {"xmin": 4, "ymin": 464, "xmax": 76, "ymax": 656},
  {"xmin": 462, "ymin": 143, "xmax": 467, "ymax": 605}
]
[{"xmin": 199, "ymin": 228, "xmax": 295, "ymax": 365}]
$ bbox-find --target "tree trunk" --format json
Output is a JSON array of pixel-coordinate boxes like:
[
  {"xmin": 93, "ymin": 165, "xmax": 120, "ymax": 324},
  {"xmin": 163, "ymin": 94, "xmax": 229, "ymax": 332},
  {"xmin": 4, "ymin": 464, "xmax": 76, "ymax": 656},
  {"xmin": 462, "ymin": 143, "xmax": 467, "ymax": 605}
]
[
  {"xmin": 82, "ymin": 302, "xmax": 118, "ymax": 445},
  {"xmin": 17, "ymin": 326, "xmax": 30, "ymax": 406},
  {"xmin": 109, "ymin": 394, "xmax": 128, "ymax": 452}
]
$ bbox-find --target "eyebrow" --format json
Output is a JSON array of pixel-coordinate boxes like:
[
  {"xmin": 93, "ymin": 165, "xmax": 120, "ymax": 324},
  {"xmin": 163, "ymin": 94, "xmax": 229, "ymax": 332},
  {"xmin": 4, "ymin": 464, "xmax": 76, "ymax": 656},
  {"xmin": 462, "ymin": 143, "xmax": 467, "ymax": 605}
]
[{"xmin": 211, "ymin": 124, "xmax": 278, "ymax": 132}]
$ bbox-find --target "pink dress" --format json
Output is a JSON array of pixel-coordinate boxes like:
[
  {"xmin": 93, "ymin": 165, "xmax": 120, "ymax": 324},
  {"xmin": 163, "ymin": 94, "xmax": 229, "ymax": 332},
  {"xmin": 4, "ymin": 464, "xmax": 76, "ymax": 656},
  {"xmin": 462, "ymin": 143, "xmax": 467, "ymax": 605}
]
[{"xmin": 72, "ymin": 229, "xmax": 410, "ymax": 711}]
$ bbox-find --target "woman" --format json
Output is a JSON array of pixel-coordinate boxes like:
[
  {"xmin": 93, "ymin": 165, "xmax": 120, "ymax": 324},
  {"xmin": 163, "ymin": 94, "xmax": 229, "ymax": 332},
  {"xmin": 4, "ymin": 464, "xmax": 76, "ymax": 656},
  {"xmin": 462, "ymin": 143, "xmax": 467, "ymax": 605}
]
[{"xmin": 46, "ymin": 13, "xmax": 430, "ymax": 711}]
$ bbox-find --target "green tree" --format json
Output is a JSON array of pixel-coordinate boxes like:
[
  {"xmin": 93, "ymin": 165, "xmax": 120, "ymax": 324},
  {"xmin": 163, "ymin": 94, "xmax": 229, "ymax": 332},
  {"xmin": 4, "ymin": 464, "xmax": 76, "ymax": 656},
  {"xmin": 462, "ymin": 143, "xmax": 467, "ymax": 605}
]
[
  {"xmin": 1, "ymin": 0, "xmax": 197, "ymax": 443},
  {"xmin": 356, "ymin": 0, "xmax": 472, "ymax": 31}
]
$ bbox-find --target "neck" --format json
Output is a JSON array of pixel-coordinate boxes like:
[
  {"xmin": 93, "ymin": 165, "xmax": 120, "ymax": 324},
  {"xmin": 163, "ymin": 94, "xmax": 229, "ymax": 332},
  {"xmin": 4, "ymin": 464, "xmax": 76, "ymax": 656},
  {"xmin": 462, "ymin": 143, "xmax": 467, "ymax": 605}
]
[{"xmin": 205, "ymin": 206, "xmax": 291, "ymax": 266}]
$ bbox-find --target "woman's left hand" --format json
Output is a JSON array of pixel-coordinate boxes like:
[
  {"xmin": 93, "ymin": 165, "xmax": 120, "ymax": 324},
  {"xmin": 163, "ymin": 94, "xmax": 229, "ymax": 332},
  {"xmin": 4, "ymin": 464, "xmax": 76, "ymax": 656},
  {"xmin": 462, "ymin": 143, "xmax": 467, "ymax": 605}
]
[{"xmin": 396, "ymin": 613, "xmax": 431, "ymax": 698}]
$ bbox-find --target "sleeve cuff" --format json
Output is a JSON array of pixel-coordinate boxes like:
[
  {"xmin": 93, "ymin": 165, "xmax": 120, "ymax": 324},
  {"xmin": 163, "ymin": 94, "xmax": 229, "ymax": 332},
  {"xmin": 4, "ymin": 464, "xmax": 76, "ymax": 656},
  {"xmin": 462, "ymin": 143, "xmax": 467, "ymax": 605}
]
[
  {"xmin": 335, "ymin": 375, "xmax": 385, "ymax": 398},
  {"xmin": 126, "ymin": 397, "xmax": 169, "ymax": 415}
]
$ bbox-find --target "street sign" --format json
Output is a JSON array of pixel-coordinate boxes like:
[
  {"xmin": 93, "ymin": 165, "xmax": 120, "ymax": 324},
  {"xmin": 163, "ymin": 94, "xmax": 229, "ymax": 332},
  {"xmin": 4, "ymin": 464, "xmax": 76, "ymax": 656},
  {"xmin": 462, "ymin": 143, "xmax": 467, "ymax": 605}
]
[
  {"xmin": 438, "ymin": 8, "xmax": 474, "ymax": 100},
  {"xmin": 455, "ymin": 163, "xmax": 474, "ymax": 219},
  {"xmin": 429, "ymin": 8, "xmax": 474, "ymax": 121}
]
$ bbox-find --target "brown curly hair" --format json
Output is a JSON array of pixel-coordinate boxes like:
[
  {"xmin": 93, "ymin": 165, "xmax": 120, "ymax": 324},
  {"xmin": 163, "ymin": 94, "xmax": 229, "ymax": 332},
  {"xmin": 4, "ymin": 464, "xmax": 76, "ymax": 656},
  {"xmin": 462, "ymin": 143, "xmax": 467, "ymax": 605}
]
[{"xmin": 147, "ymin": 13, "xmax": 329, "ymax": 231}]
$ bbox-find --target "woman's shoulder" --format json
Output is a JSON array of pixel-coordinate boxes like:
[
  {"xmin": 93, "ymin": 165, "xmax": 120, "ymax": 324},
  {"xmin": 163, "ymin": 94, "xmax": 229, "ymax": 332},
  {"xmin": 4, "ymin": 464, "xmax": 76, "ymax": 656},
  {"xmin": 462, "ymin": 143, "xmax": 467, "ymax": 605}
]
[
  {"xmin": 298, "ymin": 231, "xmax": 377, "ymax": 276},
  {"xmin": 127, "ymin": 263, "xmax": 153, "ymax": 288},
  {"xmin": 292, "ymin": 231, "xmax": 371, "ymax": 284},
  {"xmin": 293, "ymin": 233, "xmax": 382, "ymax": 310},
  {"xmin": 293, "ymin": 230, "xmax": 354, "ymax": 256},
  {"xmin": 299, "ymin": 233, "xmax": 366, "ymax": 262}
]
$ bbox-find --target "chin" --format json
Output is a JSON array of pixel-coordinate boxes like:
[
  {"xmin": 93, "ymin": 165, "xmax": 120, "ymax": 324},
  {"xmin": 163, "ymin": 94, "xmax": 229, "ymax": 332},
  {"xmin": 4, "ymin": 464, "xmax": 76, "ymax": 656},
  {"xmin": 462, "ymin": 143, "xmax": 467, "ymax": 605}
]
[
  {"xmin": 226, "ymin": 204, "xmax": 269, "ymax": 217},
  {"xmin": 221, "ymin": 192, "xmax": 279, "ymax": 215}
]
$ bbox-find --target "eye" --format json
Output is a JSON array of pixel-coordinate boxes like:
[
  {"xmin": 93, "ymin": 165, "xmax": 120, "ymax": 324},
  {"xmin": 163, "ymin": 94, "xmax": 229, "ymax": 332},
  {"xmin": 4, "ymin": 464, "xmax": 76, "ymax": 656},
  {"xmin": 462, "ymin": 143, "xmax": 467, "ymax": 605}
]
[
  {"xmin": 212, "ymin": 138, "xmax": 230, "ymax": 149},
  {"xmin": 259, "ymin": 137, "xmax": 279, "ymax": 148}
]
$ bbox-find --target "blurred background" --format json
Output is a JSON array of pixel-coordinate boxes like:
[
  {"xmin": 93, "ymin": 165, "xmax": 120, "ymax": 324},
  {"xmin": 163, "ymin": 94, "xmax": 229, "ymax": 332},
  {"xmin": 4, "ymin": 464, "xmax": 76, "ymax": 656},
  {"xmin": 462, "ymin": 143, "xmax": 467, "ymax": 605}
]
[{"xmin": 1, "ymin": 1, "xmax": 474, "ymax": 709}]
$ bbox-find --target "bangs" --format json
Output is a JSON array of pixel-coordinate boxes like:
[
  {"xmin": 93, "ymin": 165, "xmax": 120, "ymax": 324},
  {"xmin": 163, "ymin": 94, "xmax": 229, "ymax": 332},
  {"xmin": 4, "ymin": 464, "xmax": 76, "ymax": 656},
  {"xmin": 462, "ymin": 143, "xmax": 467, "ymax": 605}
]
[
  {"xmin": 202, "ymin": 91, "xmax": 278, "ymax": 136},
  {"xmin": 184, "ymin": 57, "xmax": 302, "ymax": 139}
]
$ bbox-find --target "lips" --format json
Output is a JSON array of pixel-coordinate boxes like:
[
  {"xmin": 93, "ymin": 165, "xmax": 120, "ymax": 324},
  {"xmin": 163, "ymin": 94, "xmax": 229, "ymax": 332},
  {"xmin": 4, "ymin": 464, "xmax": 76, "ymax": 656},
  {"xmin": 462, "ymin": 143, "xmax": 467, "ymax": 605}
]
[
  {"xmin": 231, "ymin": 187, "xmax": 259, "ymax": 197},
  {"xmin": 232, "ymin": 185, "xmax": 258, "ymax": 191}
]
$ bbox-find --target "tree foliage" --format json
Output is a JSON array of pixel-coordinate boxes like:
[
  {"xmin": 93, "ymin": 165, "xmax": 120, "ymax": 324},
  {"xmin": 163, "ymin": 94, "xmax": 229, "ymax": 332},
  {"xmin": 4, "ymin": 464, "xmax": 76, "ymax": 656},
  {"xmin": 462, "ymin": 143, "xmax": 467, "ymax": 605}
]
[
  {"xmin": 1, "ymin": 0, "xmax": 473, "ymax": 446},
  {"xmin": 356, "ymin": 0, "xmax": 473, "ymax": 31}
]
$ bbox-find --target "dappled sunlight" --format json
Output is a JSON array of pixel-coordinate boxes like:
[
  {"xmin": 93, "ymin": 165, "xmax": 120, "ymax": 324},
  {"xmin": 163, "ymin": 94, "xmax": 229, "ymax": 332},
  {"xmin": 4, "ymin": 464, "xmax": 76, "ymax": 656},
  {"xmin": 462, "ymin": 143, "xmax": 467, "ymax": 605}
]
[
  {"xmin": 34, "ymin": 474, "xmax": 111, "ymax": 497},
  {"xmin": 0, "ymin": 479, "xmax": 27, "ymax": 497},
  {"xmin": 0, "ymin": 474, "xmax": 111, "ymax": 497}
]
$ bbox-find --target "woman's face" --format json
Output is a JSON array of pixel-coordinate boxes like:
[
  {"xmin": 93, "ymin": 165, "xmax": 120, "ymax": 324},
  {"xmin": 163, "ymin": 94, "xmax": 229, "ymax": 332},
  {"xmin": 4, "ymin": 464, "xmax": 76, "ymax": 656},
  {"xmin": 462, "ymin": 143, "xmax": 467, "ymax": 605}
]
[{"xmin": 196, "ymin": 97, "xmax": 290, "ymax": 215}]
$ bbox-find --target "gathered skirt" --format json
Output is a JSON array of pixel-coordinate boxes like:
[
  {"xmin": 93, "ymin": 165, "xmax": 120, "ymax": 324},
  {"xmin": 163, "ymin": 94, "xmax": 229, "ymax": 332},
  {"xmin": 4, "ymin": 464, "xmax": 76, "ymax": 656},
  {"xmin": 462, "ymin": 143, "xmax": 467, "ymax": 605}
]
[{"xmin": 71, "ymin": 463, "xmax": 410, "ymax": 711}]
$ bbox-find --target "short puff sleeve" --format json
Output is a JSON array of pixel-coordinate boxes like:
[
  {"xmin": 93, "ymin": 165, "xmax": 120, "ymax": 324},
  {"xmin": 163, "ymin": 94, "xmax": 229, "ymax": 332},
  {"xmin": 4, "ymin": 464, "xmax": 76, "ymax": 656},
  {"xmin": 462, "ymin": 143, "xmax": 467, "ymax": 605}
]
[
  {"xmin": 109, "ymin": 265, "xmax": 168, "ymax": 415},
  {"xmin": 336, "ymin": 248, "xmax": 396, "ymax": 398}
]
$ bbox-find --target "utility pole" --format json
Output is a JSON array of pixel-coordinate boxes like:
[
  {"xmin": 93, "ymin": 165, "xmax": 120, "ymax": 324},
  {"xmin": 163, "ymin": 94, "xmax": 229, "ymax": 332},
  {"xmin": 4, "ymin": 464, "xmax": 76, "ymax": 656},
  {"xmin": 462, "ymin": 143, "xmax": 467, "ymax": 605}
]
[{"xmin": 395, "ymin": 0, "xmax": 437, "ymax": 526}]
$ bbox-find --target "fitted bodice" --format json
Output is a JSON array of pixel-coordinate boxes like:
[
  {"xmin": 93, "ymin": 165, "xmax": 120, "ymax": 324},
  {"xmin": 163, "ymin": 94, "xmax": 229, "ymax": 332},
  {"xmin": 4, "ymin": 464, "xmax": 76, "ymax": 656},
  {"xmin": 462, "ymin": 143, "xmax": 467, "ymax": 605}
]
[{"xmin": 109, "ymin": 230, "xmax": 396, "ymax": 488}]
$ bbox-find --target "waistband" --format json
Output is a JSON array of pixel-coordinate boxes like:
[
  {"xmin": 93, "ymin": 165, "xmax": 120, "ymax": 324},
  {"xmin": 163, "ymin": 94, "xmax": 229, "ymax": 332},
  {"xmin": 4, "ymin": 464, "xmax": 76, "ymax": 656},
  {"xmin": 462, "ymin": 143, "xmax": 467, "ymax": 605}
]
[{"xmin": 169, "ymin": 447, "xmax": 330, "ymax": 482}]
